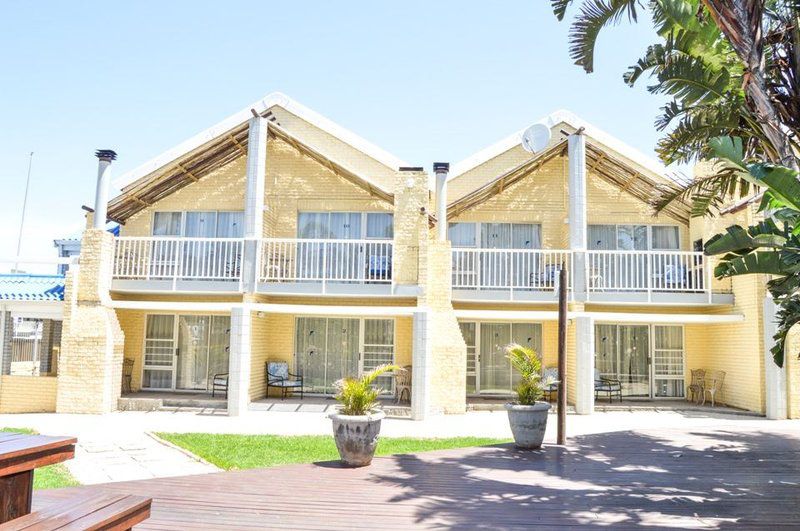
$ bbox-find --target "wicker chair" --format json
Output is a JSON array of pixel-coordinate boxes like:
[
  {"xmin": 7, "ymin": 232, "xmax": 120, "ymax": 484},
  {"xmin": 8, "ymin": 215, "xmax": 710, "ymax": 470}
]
[
  {"xmin": 395, "ymin": 365, "xmax": 412, "ymax": 403},
  {"xmin": 702, "ymin": 370, "xmax": 726, "ymax": 407},
  {"xmin": 688, "ymin": 369, "xmax": 706, "ymax": 404},
  {"xmin": 121, "ymin": 358, "xmax": 135, "ymax": 394}
]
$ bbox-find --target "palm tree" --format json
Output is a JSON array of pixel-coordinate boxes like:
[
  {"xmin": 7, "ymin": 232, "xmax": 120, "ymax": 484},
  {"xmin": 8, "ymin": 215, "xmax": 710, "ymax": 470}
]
[{"xmin": 552, "ymin": 0, "xmax": 800, "ymax": 211}]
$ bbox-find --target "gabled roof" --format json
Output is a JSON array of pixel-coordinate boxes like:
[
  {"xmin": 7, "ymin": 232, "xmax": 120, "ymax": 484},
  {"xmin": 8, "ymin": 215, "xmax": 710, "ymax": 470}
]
[
  {"xmin": 114, "ymin": 92, "xmax": 407, "ymax": 190},
  {"xmin": 0, "ymin": 274, "xmax": 65, "ymax": 302},
  {"xmin": 447, "ymin": 136, "xmax": 691, "ymax": 223},
  {"xmin": 107, "ymin": 103, "xmax": 397, "ymax": 222},
  {"xmin": 449, "ymin": 109, "xmax": 667, "ymax": 180}
]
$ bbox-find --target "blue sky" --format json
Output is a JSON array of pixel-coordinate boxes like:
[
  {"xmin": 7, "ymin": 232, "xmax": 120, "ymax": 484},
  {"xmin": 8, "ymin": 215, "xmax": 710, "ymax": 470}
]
[{"xmin": 0, "ymin": 1, "xmax": 666, "ymax": 270}]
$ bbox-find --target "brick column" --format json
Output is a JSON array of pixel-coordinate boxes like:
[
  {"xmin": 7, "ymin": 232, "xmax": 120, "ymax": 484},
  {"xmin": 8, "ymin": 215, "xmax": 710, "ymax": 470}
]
[
  {"xmin": 764, "ymin": 295, "xmax": 787, "ymax": 419},
  {"xmin": 228, "ymin": 306, "xmax": 252, "ymax": 416},
  {"xmin": 56, "ymin": 229, "xmax": 125, "ymax": 414},
  {"xmin": 568, "ymin": 132, "xmax": 588, "ymax": 302},
  {"xmin": 393, "ymin": 169, "xmax": 429, "ymax": 290},
  {"xmin": 1, "ymin": 311, "xmax": 11, "ymax": 375}
]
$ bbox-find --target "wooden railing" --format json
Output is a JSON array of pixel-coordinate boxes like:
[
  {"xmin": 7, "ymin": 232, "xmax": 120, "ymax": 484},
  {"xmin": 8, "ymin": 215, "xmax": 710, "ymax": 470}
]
[
  {"xmin": 451, "ymin": 248, "xmax": 572, "ymax": 291},
  {"xmin": 258, "ymin": 238, "xmax": 393, "ymax": 285},
  {"xmin": 113, "ymin": 237, "xmax": 243, "ymax": 284}
]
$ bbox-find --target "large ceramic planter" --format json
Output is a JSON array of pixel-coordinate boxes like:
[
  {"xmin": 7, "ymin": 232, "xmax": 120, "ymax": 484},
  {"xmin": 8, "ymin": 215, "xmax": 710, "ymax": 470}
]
[
  {"xmin": 504, "ymin": 402, "xmax": 551, "ymax": 449},
  {"xmin": 329, "ymin": 410, "xmax": 386, "ymax": 467}
]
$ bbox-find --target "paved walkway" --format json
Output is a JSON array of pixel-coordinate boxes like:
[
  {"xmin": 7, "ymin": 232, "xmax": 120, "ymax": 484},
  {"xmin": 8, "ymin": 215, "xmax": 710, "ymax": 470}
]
[{"xmin": 35, "ymin": 422, "xmax": 800, "ymax": 529}]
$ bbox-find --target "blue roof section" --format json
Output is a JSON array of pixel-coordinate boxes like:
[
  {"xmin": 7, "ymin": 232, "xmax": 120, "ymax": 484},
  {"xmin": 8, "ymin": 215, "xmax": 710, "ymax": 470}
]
[{"xmin": 0, "ymin": 274, "xmax": 65, "ymax": 302}]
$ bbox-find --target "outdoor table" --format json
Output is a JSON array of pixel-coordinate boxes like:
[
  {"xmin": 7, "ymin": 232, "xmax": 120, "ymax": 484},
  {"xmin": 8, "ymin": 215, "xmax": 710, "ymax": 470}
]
[{"xmin": 0, "ymin": 432, "xmax": 76, "ymax": 523}]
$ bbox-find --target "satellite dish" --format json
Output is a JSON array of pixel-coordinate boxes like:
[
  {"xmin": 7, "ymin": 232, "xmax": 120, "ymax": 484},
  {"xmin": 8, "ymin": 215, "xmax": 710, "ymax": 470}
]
[{"xmin": 521, "ymin": 123, "xmax": 552, "ymax": 153}]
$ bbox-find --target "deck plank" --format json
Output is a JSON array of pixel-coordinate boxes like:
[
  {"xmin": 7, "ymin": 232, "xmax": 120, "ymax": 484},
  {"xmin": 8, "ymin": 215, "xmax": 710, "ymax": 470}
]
[{"xmin": 33, "ymin": 424, "xmax": 800, "ymax": 529}]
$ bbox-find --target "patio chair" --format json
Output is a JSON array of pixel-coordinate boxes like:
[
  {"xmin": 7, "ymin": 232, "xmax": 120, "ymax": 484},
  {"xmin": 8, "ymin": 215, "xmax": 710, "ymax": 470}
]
[
  {"xmin": 594, "ymin": 369, "xmax": 622, "ymax": 403},
  {"xmin": 542, "ymin": 367, "xmax": 559, "ymax": 402},
  {"xmin": 702, "ymin": 370, "xmax": 725, "ymax": 407},
  {"xmin": 266, "ymin": 361, "xmax": 304, "ymax": 400},
  {"xmin": 687, "ymin": 368, "xmax": 705, "ymax": 404},
  {"xmin": 212, "ymin": 373, "xmax": 228, "ymax": 398},
  {"xmin": 395, "ymin": 365, "xmax": 412, "ymax": 403},
  {"xmin": 121, "ymin": 358, "xmax": 135, "ymax": 394}
]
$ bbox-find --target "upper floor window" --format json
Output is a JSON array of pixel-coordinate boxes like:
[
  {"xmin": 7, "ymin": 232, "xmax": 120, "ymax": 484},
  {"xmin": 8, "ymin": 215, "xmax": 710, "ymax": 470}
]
[
  {"xmin": 448, "ymin": 222, "xmax": 541, "ymax": 249},
  {"xmin": 152, "ymin": 211, "xmax": 244, "ymax": 238},
  {"xmin": 588, "ymin": 224, "xmax": 680, "ymax": 251},
  {"xmin": 297, "ymin": 212, "xmax": 393, "ymax": 240}
]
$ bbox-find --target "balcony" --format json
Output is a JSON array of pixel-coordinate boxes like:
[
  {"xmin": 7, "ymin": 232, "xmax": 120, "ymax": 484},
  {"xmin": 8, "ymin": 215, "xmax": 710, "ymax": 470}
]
[
  {"xmin": 257, "ymin": 238, "xmax": 395, "ymax": 295},
  {"xmin": 112, "ymin": 237, "xmax": 243, "ymax": 292},
  {"xmin": 451, "ymin": 248, "xmax": 733, "ymax": 305},
  {"xmin": 451, "ymin": 249, "xmax": 572, "ymax": 302},
  {"xmin": 585, "ymin": 250, "xmax": 732, "ymax": 304}
]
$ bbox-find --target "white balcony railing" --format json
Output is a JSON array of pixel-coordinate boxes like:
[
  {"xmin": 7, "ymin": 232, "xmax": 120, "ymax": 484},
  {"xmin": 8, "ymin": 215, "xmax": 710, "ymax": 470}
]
[
  {"xmin": 113, "ymin": 237, "xmax": 243, "ymax": 283},
  {"xmin": 587, "ymin": 250, "xmax": 709, "ymax": 293},
  {"xmin": 259, "ymin": 238, "xmax": 393, "ymax": 285},
  {"xmin": 452, "ymin": 248, "xmax": 572, "ymax": 291}
]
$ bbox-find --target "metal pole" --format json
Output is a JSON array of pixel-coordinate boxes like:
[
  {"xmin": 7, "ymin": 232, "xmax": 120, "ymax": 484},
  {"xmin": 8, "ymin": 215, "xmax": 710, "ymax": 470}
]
[
  {"xmin": 557, "ymin": 264, "xmax": 567, "ymax": 445},
  {"xmin": 14, "ymin": 152, "xmax": 34, "ymax": 271}
]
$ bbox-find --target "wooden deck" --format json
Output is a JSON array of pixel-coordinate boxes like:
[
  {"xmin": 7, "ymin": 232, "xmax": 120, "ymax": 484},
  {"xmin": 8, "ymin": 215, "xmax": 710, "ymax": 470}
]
[{"xmin": 34, "ymin": 423, "xmax": 800, "ymax": 529}]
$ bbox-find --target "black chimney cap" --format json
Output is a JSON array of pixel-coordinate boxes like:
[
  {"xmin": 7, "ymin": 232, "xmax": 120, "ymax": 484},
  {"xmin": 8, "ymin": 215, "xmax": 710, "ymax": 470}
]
[
  {"xmin": 95, "ymin": 149, "xmax": 117, "ymax": 162},
  {"xmin": 433, "ymin": 162, "xmax": 450, "ymax": 173}
]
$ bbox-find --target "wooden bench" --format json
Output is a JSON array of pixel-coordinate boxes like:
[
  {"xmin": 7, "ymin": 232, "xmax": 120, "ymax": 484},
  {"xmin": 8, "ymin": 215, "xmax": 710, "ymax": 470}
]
[{"xmin": 0, "ymin": 493, "xmax": 151, "ymax": 531}]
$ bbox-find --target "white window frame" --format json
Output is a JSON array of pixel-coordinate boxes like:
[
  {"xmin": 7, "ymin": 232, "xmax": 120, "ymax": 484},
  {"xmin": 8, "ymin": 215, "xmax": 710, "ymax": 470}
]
[
  {"xmin": 296, "ymin": 211, "xmax": 394, "ymax": 240},
  {"xmin": 447, "ymin": 222, "xmax": 543, "ymax": 249},
  {"xmin": 150, "ymin": 210, "xmax": 245, "ymax": 238},
  {"xmin": 587, "ymin": 223, "xmax": 683, "ymax": 251}
]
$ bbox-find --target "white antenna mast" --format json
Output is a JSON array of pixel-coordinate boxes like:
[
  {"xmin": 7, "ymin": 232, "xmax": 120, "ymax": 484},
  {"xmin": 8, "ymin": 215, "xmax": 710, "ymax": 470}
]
[{"xmin": 14, "ymin": 151, "xmax": 34, "ymax": 272}]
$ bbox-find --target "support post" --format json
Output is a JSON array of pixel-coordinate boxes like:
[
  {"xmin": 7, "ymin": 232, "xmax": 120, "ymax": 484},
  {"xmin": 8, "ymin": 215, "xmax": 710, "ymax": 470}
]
[
  {"xmin": 411, "ymin": 309, "xmax": 431, "ymax": 420},
  {"xmin": 764, "ymin": 295, "xmax": 787, "ymax": 419},
  {"xmin": 557, "ymin": 266, "xmax": 567, "ymax": 445},
  {"xmin": 93, "ymin": 150, "xmax": 116, "ymax": 229},
  {"xmin": 575, "ymin": 315, "xmax": 594, "ymax": 414},
  {"xmin": 228, "ymin": 306, "xmax": 252, "ymax": 416},
  {"xmin": 242, "ymin": 116, "xmax": 268, "ymax": 293},
  {"xmin": 568, "ymin": 132, "xmax": 587, "ymax": 302}
]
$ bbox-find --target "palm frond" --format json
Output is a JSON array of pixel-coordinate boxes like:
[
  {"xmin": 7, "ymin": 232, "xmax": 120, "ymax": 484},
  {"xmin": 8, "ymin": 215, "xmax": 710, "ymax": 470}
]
[
  {"xmin": 551, "ymin": 0, "xmax": 575, "ymax": 20},
  {"xmin": 569, "ymin": 0, "xmax": 641, "ymax": 72}
]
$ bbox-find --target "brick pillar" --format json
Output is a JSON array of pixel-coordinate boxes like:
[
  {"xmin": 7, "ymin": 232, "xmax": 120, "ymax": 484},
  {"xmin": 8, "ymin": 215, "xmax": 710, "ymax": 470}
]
[
  {"xmin": 574, "ymin": 313, "xmax": 594, "ymax": 414},
  {"xmin": 419, "ymin": 239, "xmax": 467, "ymax": 415},
  {"xmin": 393, "ymin": 169, "xmax": 429, "ymax": 289},
  {"xmin": 242, "ymin": 116, "xmax": 268, "ymax": 293},
  {"xmin": 56, "ymin": 229, "xmax": 125, "ymax": 414}
]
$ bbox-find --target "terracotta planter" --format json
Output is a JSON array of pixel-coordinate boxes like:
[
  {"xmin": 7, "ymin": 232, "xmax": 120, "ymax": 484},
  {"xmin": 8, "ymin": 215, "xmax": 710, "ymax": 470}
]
[
  {"xmin": 504, "ymin": 402, "xmax": 551, "ymax": 449},
  {"xmin": 329, "ymin": 410, "xmax": 386, "ymax": 467}
]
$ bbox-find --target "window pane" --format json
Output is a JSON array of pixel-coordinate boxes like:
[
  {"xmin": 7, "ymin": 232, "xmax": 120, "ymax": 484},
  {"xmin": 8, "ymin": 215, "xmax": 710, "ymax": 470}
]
[
  {"xmin": 152, "ymin": 212, "xmax": 182, "ymax": 236},
  {"xmin": 481, "ymin": 223, "xmax": 512, "ymax": 249},
  {"xmin": 448, "ymin": 223, "xmax": 476, "ymax": 247},
  {"xmin": 617, "ymin": 225, "xmax": 647, "ymax": 250},
  {"xmin": 298, "ymin": 213, "xmax": 329, "ymax": 238},
  {"xmin": 652, "ymin": 226, "xmax": 680, "ymax": 250},
  {"xmin": 216, "ymin": 211, "xmax": 244, "ymax": 238},
  {"xmin": 330, "ymin": 213, "xmax": 361, "ymax": 239},
  {"xmin": 366, "ymin": 213, "xmax": 393, "ymax": 239},
  {"xmin": 511, "ymin": 224, "xmax": 541, "ymax": 249},
  {"xmin": 588, "ymin": 225, "xmax": 616, "ymax": 250}
]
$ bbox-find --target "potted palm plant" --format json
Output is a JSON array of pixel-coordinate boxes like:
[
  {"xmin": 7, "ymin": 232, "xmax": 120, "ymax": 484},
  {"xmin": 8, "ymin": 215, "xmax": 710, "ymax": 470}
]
[
  {"xmin": 504, "ymin": 344, "xmax": 551, "ymax": 449},
  {"xmin": 329, "ymin": 364, "xmax": 402, "ymax": 467}
]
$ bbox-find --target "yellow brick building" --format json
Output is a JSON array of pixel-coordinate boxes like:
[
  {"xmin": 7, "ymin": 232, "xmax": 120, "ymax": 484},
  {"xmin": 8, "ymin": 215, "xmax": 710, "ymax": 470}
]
[{"xmin": 3, "ymin": 93, "xmax": 796, "ymax": 419}]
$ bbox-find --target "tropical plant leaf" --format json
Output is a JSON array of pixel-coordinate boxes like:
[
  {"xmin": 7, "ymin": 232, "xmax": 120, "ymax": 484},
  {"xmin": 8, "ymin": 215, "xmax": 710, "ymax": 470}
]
[
  {"xmin": 713, "ymin": 251, "xmax": 797, "ymax": 277},
  {"xmin": 568, "ymin": 0, "xmax": 640, "ymax": 72},
  {"xmin": 551, "ymin": 0, "xmax": 574, "ymax": 20},
  {"xmin": 747, "ymin": 163, "xmax": 800, "ymax": 211}
]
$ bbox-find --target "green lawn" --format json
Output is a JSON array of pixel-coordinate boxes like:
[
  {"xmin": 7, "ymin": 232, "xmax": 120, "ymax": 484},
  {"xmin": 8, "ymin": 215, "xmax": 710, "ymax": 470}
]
[
  {"xmin": 1, "ymin": 428, "xmax": 80, "ymax": 490},
  {"xmin": 156, "ymin": 433, "xmax": 510, "ymax": 470}
]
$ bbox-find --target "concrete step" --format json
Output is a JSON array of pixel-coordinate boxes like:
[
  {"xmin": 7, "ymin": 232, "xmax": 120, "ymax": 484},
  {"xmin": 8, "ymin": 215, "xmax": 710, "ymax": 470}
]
[{"xmin": 118, "ymin": 396, "xmax": 227, "ymax": 412}]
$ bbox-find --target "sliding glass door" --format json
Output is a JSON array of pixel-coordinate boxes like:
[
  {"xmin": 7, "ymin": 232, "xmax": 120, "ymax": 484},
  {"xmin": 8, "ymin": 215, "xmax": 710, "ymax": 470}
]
[
  {"xmin": 594, "ymin": 324, "xmax": 684, "ymax": 398},
  {"xmin": 295, "ymin": 317, "xmax": 395, "ymax": 395},
  {"xmin": 142, "ymin": 314, "xmax": 230, "ymax": 391},
  {"xmin": 460, "ymin": 321, "xmax": 543, "ymax": 395}
]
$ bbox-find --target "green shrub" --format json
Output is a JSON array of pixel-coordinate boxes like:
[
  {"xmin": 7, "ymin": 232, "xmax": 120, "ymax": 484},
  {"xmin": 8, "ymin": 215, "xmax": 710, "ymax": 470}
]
[
  {"xmin": 334, "ymin": 364, "xmax": 403, "ymax": 415},
  {"xmin": 506, "ymin": 344, "xmax": 544, "ymax": 405}
]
